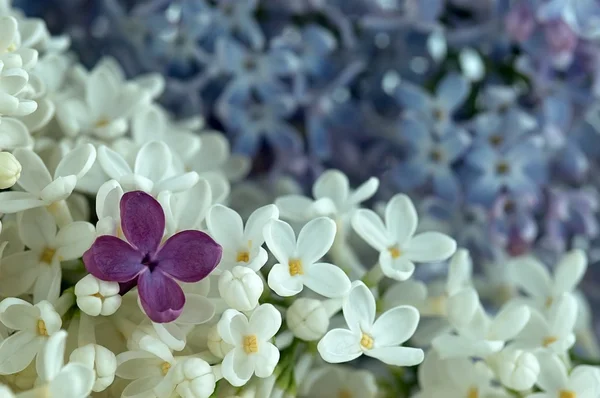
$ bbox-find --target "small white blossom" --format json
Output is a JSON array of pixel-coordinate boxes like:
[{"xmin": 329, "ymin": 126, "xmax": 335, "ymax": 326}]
[
  {"xmin": 286, "ymin": 298, "xmax": 335, "ymax": 341},
  {"xmin": 318, "ymin": 282, "xmax": 424, "ymax": 366},
  {"xmin": 75, "ymin": 274, "xmax": 122, "ymax": 317},
  {"xmin": 487, "ymin": 347, "xmax": 540, "ymax": 391},
  {"xmin": 218, "ymin": 266, "xmax": 264, "ymax": 312},
  {"xmin": 303, "ymin": 366, "xmax": 378, "ymax": 398},
  {"xmin": 352, "ymin": 194, "xmax": 457, "ymax": 281},
  {"xmin": 0, "ymin": 151, "xmax": 21, "ymax": 189},
  {"xmin": 69, "ymin": 343, "xmax": 117, "ymax": 392},
  {"xmin": 171, "ymin": 357, "xmax": 216, "ymax": 398},
  {"xmin": 531, "ymin": 351, "xmax": 600, "ymax": 398},
  {"xmin": 207, "ymin": 324, "xmax": 233, "ymax": 359},
  {"xmin": 264, "ymin": 217, "xmax": 351, "ymax": 298},
  {"xmin": 217, "ymin": 304, "xmax": 282, "ymax": 387}
]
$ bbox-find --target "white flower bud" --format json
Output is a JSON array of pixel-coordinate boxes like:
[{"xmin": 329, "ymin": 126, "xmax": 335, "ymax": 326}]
[
  {"xmin": 207, "ymin": 324, "xmax": 233, "ymax": 359},
  {"xmin": 172, "ymin": 358, "xmax": 216, "ymax": 398},
  {"xmin": 75, "ymin": 274, "xmax": 122, "ymax": 316},
  {"xmin": 69, "ymin": 343, "xmax": 117, "ymax": 392},
  {"xmin": 218, "ymin": 266, "xmax": 263, "ymax": 312},
  {"xmin": 491, "ymin": 348, "xmax": 540, "ymax": 391},
  {"xmin": 286, "ymin": 298, "xmax": 329, "ymax": 341},
  {"xmin": 0, "ymin": 152, "xmax": 21, "ymax": 189}
]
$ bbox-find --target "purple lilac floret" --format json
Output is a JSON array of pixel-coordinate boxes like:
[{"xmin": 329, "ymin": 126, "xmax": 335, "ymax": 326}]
[{"xmin": 83, "ymin": 191, "xmax": 222, "ymax": 323}]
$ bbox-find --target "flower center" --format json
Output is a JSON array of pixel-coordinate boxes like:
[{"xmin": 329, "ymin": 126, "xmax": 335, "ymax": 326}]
[
  {"xmin": 545, "ymin": 296, "xmax": 553, "ymax": 308},
  {"xmin": 388, "ymin": 246, "xmax": 401, "ymax": 259},
  {"xmin": 543, "ymin": 336, "xmax": 558, "ymax": 347},
  {"xmin": 6, "ymin": 43, "xmax": 16, "ymax": 52},
  {"xmin": 429, "ymin": 149, "xmax": 444, "ymax": 163},
  {"xmin": 243, "ymin": 334, "xmax": 259, "ymax": 354},
  {"xmin": 236, "ymin": 251, "xmax": 250, "ymax": 263},
  {"xmin": 360, "ymin": 332, "xmax": 374, "ymax": 350},
  {"xmin": 489, "ymin": 134, "xmax": 503, "ymax": 147},
  {"xmin": 92, "ymin": 292, "xmax": 104, "ymax": 299},
  {"xmin": 142, "ymin": 254, "xmax": 159, "ymax": 272},
  {"xmin": 161, "ymin": 362, "xmax": 171, "ymax": 375},
  {"xmin": 495, "ymin": 161, "xmax": 510, "ymax": 175},
  {"xmin": 467, "ymin": 387, "xmax": 479, "ymax": 398},
  {"xmin": 559, "ymin": 391, "xmax": 576, "ymax": 398},
  {"xmin": 95, "ymin": 117, "xmax": 110, "ymax": 128},
  {"xmin": 39, "ymin": 247, "xmax": 56, "ymax": 264},
  {"xmin": 288, "ymin": 258, "xmax": 304, "ymax": 276},
  {"xmin": 338, "ymin": 390, "xmax": 353, "ymax": 398},
  {"xmin": 37, "ymin": 320, "xmax": 48, "ymax": 336}
]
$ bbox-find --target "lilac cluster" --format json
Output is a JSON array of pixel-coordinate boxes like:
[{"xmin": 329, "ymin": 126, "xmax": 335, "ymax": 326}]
[{"xmin": 17, "ymin": 1, "xmax": 600, "ymax": 272}]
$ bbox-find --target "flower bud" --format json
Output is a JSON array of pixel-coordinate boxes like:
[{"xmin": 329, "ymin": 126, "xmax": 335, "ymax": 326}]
[
  {"xmin": 218, "ymin": 266, "xmax": 263, "ymax": 312},
  {"xmin": 286, "ymin": 298, "xmax": 329, "ymax": 341},
  {"xmin": 207, "ymin": 324, "xmax": 233, "ymax": 359},
  {"xmin": 69, "ymin": 343, "xmax": 117, "ymax": 392},
  {"xmin": 75, "ymin": 274, "xmax": 122, "ymax": 316},
  {"xmin": 0, "ymin": 151, "xmax": 21, "ymax": 189},
  {"xmin": 490, "ymin": 348, "xmax": 540, "ymax": 391},
  {"xmin": 172, "ymin": 358, "xmax": 216, "ymax": 398}
]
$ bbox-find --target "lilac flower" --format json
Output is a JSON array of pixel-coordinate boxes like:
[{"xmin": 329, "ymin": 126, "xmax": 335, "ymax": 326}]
[
  {"xmin": 391, "ymin": 117, "xmax": 471, "ymax": 203},
  {"xmin": 489, "ymin": 194, "xmax": 539, "ymax": 257},
  {"xmin": 83, "ymin": 191, "xmax": 222, "ymax": 323}
]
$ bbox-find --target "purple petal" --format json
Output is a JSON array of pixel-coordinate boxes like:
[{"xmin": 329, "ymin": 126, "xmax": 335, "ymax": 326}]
[
  {"xmin": 83, "ymin": 236, "xmax": 144, "ymax": 282},
  {"xmin": 155, "ymin": 230, "xmax": 222, "ymax": 283},
  {"xmin": 138, "ymin": 270, "xmax": 185, "ymax": 323},
  {"xmin": 120, "ymin": 191, "xmax": 165, "ymax": 254}
]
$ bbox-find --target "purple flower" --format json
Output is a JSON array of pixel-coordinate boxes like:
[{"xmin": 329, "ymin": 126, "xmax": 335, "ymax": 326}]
[{"xmin": 83, "ymin": 191, "xmax": 222, "ymax": 323}]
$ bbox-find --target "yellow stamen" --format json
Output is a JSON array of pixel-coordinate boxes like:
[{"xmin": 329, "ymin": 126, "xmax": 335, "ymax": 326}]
[
  {"xmin": 37, "ymin": 320, "xmax": 48, "ymax": 336},
  {"xmin": 543, "ymin": 336, "xmax": 558, "ymax": 347},
  {"xmin": 388, "ymin": 246, "xmax": 401, "ymax": 259},
  {"xmin": 467, "ymin": 387, "xmax": 479, "ymax": 398},
  {"xmin": 92, "ymin": 292, "xmax": 104, "ymax": 299},
  {"xmin": 338, "ymin": 390, "xmax": 353, "ymax": 398},
  {"xmin": 288, "ymin": 258, "xmax": 304, "ymax": 276},
  {"xmin": 545, "ymin": 296, "xmax": 553, "ymax": 308},
  {"xmin": 39, "ymin": 248, "xmax": 56, "ymax": 264},
  {"xmin": 6, "ymin": 43, "xmax": 16, "ymax": 52},
  {"xmin": 95, "ymin": 118, "xmax": 110, "ymax": 128},
  {"xmin": 559, "ymin": 391, "xmax": 576, "ymax": 398},
  {"xmin": 161, "ymin": 362, "xmax": 171, "ymax": 375},
  {"xmin": 243, "ymin": 334, "xmax": 259, "ymax": 354},
  {"xmin": 236, "ymin": 251, "xmax": 250, "ymax": 263},
  {"xmin": 360, "ymin": 332, "xmax": 374, "ymax": 350}
]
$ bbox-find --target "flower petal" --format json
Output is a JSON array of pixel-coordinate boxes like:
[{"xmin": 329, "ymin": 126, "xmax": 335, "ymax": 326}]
[
  {"xmin": 317, "ymin": 328, "xmax": 361, "ymax": 364},
  {"xmin": 134, "ymin": 141, "xmax": 171, "ymax": 182},
  {"xmin": 534, "ymin": 351, "xmax": 569, "ymax": 393},
  {"xmin": 351, "ymin": 209, "xmax": 391, "ymax": 252},
  {"xmin": 222, "ymin": 347, "xmax": 253, "ymax": 387},
  {"xmin": 48, "ymin": 363, "xmax": 94, "ymax": 397},
  {"xmin": 83, "ymin": 236, "xmax": 144, "ymax": 282},
  {"xmin": 33, "ymin": 263, "xmax": 61, "ymax": 304},
  {"xmin": 404, "ymin": 232, "xmax": 456, "ymax": 263},
  {"xmin": 263, "ymin": 219, "xmax": 296, "ymax": 264},
  {"xmin": 297, "ymin": 217, "xmax": 336, "ymax": 265},
  {"xmin": 488, "ymin": 304, "xmax": 530, "ymax": 341},
  {"xmin": 155, "ymin": 230, "xmax": 222, "ymax": 283},
  {"xmin": 446, "ymin": 249, "xmax": 472, "ymax": 296},
  {"xmin": 17, "ymin": 206, "xmax": 56, "ymax": 251},
  {"xmin": 385, "ymin": 194, "xmax": 418, "ymax": 245},
  {"xmin": 0, "ymin": 251, "xmax": 39, "ymax": 297},
  {"xmin": 379, "ymin": 251, "xmax": 416, "ymax": 281},
  {"xmin": 55, "ymin": 221, "xmax": 95, "ymax": 261},
  {"xmin": 348, "ymin": 177, "xmax": 379, "ymax": 205},
  {"xmin": 0, "ymin": 191, "xmax": 44, "ymax": 213},
  {"xmin": 553, "ymin": 249, "xmax": 587, "ymax": 295},
  {"xmin": 97, "ymin": 145, "xmax": 132, "ymax": 180},
  {"xmin": 274, "ymin": 195, "xmax": 313, "ymax": 222},
  {"xmin": 13, "ymin": 148, "xmax": 52, "ymax": 195},
  {"xmin": 304, "ymin": 262, "xmax": 350, "ymax": 298},
  {"xmin": 138, "ymin": 271, "xmax": 185, "ymax": 323},
  {"xmin": 249, "ymin": 304, "xmax": 281, "ymax": 341},
  {"xmin": 206, "ymin": 204, "xmax": 244, "ymax": 248},
  {"xmin": 343, "ymin": 282, "xmax": 376, "ymax": 333},
  {"xmin": 366, "ymin": 346, "xmax": 424, "ymax": 366},
  {"xmin": 0, "ymin": 331, "xmax": 40, "ymax": 374},
  {"xmin": 254, "ymin": 342, "xmax": 279, "ymax": 378},
  {"xmin": 371, "ymin": 306, "xmax": 420, "ymax": 346},
  {"xmin": 243, "ymin": 204, "xmax": 279, "ymax": 246},
  {"xmin": 120, "ymin": 191, "xmax": 165, "ymax": 254},
  {"xmin": 54, "ymin": 143, "xmax": 96, "ymax": 180},
  {"xmin": 312, "ymin": 170, "xmax": 349, "ymax": 206},
  {"xmin": 267, "ymin": 263, "xmax": 303, "ymax": 297},
  {"xmin": 37, "ymin": 330, "xmax": 67, "ymax": 381},
  {"xmin": 508, "ymin": 256, "xmax": 552, "ymax": 299},
  {"xmin": 175, "ymin": 294, "xmax": 215, "ymax": 325}
]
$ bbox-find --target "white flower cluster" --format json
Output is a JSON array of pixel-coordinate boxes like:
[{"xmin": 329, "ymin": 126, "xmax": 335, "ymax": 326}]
[{"xmin": 0, "ymin": 6, "xmax": 599, "ymax": 398}]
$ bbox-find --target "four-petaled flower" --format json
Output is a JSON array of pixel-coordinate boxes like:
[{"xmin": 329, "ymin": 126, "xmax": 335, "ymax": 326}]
[{"xmin": 83, "ymin": 191, "xmax": 222, "ymax": 323}]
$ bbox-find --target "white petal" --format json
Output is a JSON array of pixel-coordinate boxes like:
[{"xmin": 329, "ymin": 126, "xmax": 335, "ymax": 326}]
[
  {"xmin": 379, "ymin": 251, "xmax": 415, "ymax": 281},
  {"xmin": 33, "ymin": 264, "xmax": 61, "ymax": 304},
  {"xmin": 297, "ymin": 217, "xmax": 336, "ymax": 265},
  {"xmin": 17, "ymin": 206, "xmax": 56, "ymax": 251},
  {"xmin": 36, "ymin": 330, "xmax": 66, "ymax": 381},
  {"xmin": 217, "ymin": 309, "xmax": 247, "ymax": 345},
  {"xmin": 206, "ymin": 204, "xmax": 244, "ymax": 248},
  {"xmin": 152, "ymin": 323, "xmax": 186, "ymax": 352},
  {"xmin": 446, "ymin": 287, "xmax": 479, "ymax": 328},
  {"xmin": 312, "ymin": 170, "xmax": 349, "ymax": 206},
  {"xmin": 132, "ymin": 105, "xmax": 166, "ymax": 143},
  {"xmin": 249, "ymin": 304, "xmax": 282, "ymax": 340},
  {"xmin": 535, "ymin": 351, "xmax": 569, "ymax": 392},
  {"xmin": 317, "ymin": 328, "xmax": 361, "ymax": 363},
  {"xmin": 174, "ymin": 178, "xmax": 212, "ymax": 230},
  {"xmin": 39, "ymin": 175, "xmax": 77, "ymax": 203},
  {"xmin": 343, "ymin": 282, "xmax": 376, "ymax": 333},
  {"xmin": 55, "ymin": 221, "xmax": 95, "ymax": 261},
  {"xmin": 383, "ymin": 280, "xmax": 428, "ymax": 309},
  {"xmin": 304, "ymin": 262, "xmax": 350, "ymax": 298},
  {"xmin": 267, "ymin": 263, "xmax": 303, "ymax": 297},
  {"xmin": 508, "ymin": 256, "xmax": 553, "ymax": 299},
  {"xmin": 13, "ymin": 148, "xmax": 51, "ymax": 195},
  {"xmin": 274, "ymin": 195, "xmax": 314, "ymax": 222},
  {"xmin": 385, "ymin": 194, "xmax": 418, "ymax": 245},
  {"xmin": 121, "ymin": 376, "xmax": 161, "ymax": 398},
  {"xmin": 0, "ymin": 298, "xmax": 37, "ymax": 331},
  {"xmin": 192, "ymin": 132, "xmax": 228, "ymax": 171},
  {"xmin": 431, "ymin": 333, "xmax": 500, "ymax": 359},
  {"xmin": 0, "ymin": 251, "xmax": 39, "ymax": 297},
  {"xmin": 404, "ymin": 232, "xmax": 456, "ymax": 263},
  {"xmin": 351, "ymin": 209, "xmax": 391, "ymax": 252},
  {"xmin": 0, "ymin": 331, "xmax": 40, "ymax": 374},
  {"xmin": 176, "ymin": 294, "xmax": 215, "ymax": 325},
  {"xmin": 0, "ymin": 191, "xmax": 44, "ymax": 213},
  {"xmin": 254, "ymin": 342, "xmax": 279, "ymax": 378},
  {"xmin": 568, "ymin": 366, "xmax": 600, "ymax": 395},
  {"xmin": 348, "ymin": 177, "xmax": 379, "ymax": 205},
  {"xmin": 153, "ymin": 171, "xmax": 199, "ymax": 194},
  {"xmin": 488, "ymin": 305, "xmax": 530, "ymax": 341},
  {"xmin": 244, "ymin": 204, "xmax": 279, "ymax": 246},
  {"xmin": 366, "ymin": 346, "xmax": 424, "ymax": 366},
  {"xmin": 371, "ymin": 306, "xmax": 420, "ymax": 346},
  {"xmin": 97, "ymin": 145, "xmax": 132, "ymax": 179},
  {"xmin": 54, "ymin": 144, "xmax": 96, "ymax": 180},
  {"xmin": 548, "ymin": 293, "xmax": 578, "ymax": 338},
  {"xmin": 222, "ymin": 347, "xmax": 253, "ymax": 387},
  {"xmin": 0, "ymin": 117, "xmax": 33, "ymax": 150},
  {"xmin": 95, "ymin": 180, "xmax": 123, "ymax": 220},
  {"xmin": 116, "ymin": 351, "xmax": 162, "ymax": 379},
  {"xmin": 134, "ymin": 141, "xmax": 171, "ymax": 182},
  {"xmin": 49, "ymin": 363, "xmax": 95, "ymax": 397},
  {"xmin": 446, "ymin": 249, "xmax": 472, "ymax": 296},
  {"xmin": 553, "ymin": 249, "xmax": 587, "ymax": 295},
  {"xmin": 263, "ymin": 219, "xmax": 296, "ymax": 264}
]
